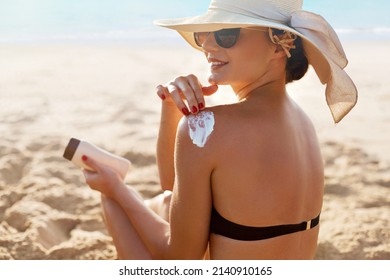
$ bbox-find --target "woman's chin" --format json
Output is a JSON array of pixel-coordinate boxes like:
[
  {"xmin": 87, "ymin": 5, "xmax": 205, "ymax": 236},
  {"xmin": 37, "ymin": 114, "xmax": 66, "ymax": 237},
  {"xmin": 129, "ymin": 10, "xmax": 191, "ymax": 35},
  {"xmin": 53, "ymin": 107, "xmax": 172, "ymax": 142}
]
[{"xmin": 208, "ymin": 74, "xmax": 227, "ymax": 86}]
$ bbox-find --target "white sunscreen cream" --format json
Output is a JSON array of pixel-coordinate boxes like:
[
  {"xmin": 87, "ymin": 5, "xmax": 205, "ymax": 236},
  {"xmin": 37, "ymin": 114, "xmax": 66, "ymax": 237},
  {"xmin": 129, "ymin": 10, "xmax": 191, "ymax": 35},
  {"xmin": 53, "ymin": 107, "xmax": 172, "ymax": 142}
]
[
  {"xmin": 187, "ymin": 111, "xmax": 215, "ymax": 148},
  {"xmin": 63, "ymin": 138, "xmax": 131, "ymax": 179}
]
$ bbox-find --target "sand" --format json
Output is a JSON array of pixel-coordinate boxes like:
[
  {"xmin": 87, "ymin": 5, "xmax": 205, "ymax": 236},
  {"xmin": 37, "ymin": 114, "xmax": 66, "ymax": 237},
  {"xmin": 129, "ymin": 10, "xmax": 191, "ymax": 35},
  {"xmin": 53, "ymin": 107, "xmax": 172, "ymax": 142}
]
[{"xmin": 0, "ymin": 41, "xmax": 389, "ymax": 260}]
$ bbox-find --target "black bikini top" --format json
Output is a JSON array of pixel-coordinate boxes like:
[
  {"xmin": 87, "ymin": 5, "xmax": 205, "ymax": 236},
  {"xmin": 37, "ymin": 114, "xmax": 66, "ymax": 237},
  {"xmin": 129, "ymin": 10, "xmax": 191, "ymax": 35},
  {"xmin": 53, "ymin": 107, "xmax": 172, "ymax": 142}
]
[{"xmin": 210, "ymin": 206, "xmax": 320, "ymax": 241}]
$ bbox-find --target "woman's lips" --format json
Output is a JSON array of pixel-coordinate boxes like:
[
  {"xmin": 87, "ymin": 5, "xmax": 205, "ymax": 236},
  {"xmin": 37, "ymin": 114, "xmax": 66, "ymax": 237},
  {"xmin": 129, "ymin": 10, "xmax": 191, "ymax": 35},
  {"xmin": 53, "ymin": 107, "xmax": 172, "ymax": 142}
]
[{"xmin": 208, "ymin": 58, "xmax": 228, "ymax": 70}]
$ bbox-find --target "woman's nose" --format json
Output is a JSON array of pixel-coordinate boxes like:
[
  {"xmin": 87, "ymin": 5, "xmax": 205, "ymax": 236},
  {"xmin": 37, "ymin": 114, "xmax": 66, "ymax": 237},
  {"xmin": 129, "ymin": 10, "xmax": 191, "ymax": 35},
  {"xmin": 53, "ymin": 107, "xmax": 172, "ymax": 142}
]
[{"xmin": 201, "ymin": 32, "xmax": 219, "ymax": 51}]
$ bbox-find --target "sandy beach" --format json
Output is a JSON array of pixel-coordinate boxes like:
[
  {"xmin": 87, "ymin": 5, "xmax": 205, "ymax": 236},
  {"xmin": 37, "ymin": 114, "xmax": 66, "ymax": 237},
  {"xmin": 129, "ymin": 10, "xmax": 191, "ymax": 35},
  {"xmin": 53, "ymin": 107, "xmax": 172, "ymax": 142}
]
[{"xmin": 0, "ymin": 41, "xmax": 389, "ymax": 260}]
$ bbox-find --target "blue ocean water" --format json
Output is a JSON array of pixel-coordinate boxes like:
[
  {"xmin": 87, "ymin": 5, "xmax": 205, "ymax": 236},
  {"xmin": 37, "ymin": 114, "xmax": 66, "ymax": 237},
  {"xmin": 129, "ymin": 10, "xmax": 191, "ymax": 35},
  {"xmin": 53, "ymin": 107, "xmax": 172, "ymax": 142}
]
[{"xmin": 0, "ymin": 0, "xmax": 389, "ymax": 44}]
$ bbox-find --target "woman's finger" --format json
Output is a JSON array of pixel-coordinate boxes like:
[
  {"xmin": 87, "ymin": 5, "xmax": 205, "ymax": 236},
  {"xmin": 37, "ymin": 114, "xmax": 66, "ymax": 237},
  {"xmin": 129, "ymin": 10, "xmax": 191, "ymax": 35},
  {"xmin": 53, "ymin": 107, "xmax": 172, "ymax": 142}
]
[
  {"xmin": 186, "ymin": 74, "xmax": 206, "ymax": 111},
  {"xmin": 173, "ymin": 76, "xmax": 201, "ymax": 114},
  {"xmin": 157, "ymin": 81, "xmax": 191, "ymax": 116},
  {"xmin": 156, "ymin": 84, "xmax": 169, "ymax": 101},
  {"xmin": 81, "ymin": 155, "xmax": 100, "ymax": 173},
  {"xmin": 202, "ymin": 85, "xmax": 218, "ymax": 96},
  {"xmin": 167, "ymin": 83, "xmax": 191, "ymax": 116}
]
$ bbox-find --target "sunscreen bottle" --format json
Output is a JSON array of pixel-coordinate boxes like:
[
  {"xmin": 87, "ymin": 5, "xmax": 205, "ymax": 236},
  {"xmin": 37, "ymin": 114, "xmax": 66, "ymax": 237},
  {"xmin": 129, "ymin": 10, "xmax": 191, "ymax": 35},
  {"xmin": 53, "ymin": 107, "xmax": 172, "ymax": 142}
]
[{"xmin": 63, "ymin": 138, "xmax": 131, "ymax": 179}]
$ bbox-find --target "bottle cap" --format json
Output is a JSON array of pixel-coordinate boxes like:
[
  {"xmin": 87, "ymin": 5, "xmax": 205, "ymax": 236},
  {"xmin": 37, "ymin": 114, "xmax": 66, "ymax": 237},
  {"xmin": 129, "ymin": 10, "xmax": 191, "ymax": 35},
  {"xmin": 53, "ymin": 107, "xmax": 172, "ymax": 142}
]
[{"xmin": 63, "ymin": 138, "xmax": 81, "ymax": 161}]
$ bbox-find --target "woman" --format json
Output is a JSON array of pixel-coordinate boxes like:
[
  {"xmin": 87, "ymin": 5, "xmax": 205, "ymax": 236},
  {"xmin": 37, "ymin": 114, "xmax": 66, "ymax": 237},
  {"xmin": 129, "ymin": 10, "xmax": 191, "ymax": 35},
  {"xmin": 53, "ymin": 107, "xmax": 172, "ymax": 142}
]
[{"xmin": 82, "ymin": 0, "xmax": 357, "ymax": 259}]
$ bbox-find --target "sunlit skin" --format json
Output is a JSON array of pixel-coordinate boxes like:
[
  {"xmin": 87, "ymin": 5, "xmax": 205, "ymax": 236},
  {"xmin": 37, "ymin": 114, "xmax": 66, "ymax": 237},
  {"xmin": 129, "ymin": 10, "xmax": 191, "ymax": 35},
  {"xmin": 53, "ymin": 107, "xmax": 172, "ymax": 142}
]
[{"xmin": 82, "ymin": 28, "xmax": 324, "ymax": 259}]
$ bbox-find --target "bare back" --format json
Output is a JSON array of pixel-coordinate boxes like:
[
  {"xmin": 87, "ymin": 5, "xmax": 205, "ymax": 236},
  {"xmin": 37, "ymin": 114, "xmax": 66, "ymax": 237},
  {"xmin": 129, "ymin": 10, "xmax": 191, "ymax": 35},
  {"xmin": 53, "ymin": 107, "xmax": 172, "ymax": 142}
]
[{"xmin": 206, "ymin": 92, "xmax": 324, "ymax": 259}]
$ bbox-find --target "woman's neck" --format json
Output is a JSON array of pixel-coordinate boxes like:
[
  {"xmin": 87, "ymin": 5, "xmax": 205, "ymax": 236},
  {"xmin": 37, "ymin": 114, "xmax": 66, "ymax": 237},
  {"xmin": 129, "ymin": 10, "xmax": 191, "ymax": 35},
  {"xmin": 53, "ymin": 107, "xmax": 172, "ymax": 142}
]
[{"xmin": 234, "ymin": 78, "xmax": 286, "ymax": 102}]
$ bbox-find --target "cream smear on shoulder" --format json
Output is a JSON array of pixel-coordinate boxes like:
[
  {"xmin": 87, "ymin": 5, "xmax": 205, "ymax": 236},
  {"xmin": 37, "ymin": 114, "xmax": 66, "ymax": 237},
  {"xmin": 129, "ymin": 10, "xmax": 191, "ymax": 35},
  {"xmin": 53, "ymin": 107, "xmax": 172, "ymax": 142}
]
[{"xmin": 187, "ymin": 110, "xmax": 215, "ymax": 148}]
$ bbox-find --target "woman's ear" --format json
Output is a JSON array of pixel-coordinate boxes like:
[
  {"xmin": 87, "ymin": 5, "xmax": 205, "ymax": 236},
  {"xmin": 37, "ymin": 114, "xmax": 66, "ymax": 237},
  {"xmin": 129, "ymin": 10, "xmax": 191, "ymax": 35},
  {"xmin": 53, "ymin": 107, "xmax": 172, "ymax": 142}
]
[{"xmin": 273, "ymin": 44, "xmax": 288, "ymax": 58}]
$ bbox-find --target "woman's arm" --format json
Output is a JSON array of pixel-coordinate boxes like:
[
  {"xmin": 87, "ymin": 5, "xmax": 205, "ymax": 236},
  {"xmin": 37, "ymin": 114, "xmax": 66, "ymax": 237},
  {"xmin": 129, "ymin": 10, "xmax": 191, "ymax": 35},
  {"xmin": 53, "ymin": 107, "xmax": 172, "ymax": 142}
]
[
  {"xmin": 156, "ymin": 100, "xmax": 182, "ymax": 191},
  {"xmin": 83, "ymin": 116, "xmax": 215, "ymax": 259},
  {"xmin": 164, "ymin": 116, "xmax": 215, "ymax": 258}
]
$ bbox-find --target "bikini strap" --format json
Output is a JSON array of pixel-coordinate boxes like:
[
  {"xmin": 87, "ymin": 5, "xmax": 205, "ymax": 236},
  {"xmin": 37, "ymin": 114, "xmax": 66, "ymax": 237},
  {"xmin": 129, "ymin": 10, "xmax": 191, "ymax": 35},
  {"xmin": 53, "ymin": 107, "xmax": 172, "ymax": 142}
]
[{"xmin": 210, "ymin": 206, "xmax": 320, "ymax": 241}]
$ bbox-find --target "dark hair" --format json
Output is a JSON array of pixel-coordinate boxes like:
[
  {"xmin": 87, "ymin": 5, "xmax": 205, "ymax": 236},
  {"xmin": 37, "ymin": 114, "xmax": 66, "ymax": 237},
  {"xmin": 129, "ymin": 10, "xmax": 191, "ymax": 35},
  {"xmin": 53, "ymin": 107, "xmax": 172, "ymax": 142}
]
[{"xmin": 271, "ymin": 29, "xmax": 309, "ymax": 84}]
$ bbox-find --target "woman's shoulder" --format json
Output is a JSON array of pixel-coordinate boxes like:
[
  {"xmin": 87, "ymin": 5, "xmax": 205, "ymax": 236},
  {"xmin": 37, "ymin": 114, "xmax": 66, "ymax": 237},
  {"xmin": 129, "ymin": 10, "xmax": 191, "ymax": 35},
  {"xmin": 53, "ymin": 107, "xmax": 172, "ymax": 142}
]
[
  {"xmin": 173, "ymin": 107, "xmax": 223, "ymax": 170},
  {"xmin": 176, "ymin": 104, "xmax": 234, "ymax": 151}
]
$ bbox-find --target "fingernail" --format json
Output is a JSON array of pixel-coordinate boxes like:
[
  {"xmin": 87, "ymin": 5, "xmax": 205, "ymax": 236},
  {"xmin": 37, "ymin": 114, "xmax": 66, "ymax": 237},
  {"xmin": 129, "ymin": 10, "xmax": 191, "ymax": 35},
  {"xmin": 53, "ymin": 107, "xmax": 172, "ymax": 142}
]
[
  {"xmin": 191, "ymin": 106, "xmax": 198, "ymax": 114},
  {"xmin": 82, "ymin": 155, "xmax": 88, "ymax": 161},
  {"xmin": 160, "ymin": 94, "xmax": 166, "ymax": 101},
  {"xmin": 182, "ymin": 108, "xmax": 190, "ymax": 116},
  {"xmin": 198, "ymin": 103, "xmax": 204, "ymax": 110}
]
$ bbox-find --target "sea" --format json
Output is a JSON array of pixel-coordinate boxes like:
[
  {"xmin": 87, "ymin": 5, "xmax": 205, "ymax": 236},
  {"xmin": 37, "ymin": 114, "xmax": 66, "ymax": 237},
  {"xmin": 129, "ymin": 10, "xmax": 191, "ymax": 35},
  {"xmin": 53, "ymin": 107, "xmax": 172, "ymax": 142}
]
[{"xmin": 0, "ymin": 0, "xmax": 389, "ymax": 45}]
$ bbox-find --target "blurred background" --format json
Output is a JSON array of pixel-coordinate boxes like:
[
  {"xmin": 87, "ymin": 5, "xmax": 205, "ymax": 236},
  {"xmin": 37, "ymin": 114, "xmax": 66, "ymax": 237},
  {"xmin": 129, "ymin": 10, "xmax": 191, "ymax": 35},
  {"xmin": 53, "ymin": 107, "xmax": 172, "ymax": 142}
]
[{"xmin": 1, "ymin": 0, "xmax": 389, "ymax": 45}]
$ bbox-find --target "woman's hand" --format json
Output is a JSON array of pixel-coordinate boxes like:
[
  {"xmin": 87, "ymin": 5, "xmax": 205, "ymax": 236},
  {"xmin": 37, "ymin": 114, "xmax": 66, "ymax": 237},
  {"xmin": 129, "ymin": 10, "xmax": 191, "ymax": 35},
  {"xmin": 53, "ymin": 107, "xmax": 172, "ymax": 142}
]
[
  {"xmin": 156, "ymin": 75, "xmax": 218, "ymax": 116},
  {"xmin": 81, "ymin": 155, "xmax": 124, "ymax": 199}
]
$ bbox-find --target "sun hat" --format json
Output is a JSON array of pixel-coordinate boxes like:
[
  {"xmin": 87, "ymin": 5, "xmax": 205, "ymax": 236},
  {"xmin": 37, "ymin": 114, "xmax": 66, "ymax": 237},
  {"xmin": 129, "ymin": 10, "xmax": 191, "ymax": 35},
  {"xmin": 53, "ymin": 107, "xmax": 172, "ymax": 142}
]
[{"xmin": 154, "ymin": 0, "xmax": 358, "ymax": 123}]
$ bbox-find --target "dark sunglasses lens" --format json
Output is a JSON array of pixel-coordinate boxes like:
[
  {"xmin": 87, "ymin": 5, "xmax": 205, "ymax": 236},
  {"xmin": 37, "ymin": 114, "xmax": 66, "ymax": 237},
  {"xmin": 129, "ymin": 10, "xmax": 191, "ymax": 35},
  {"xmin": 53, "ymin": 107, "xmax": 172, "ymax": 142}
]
[
  {"xmin": 194, "ymin": 29, "xmax": 241, "ymax": 48},
  {"xmin": 215, "ymin": 28, "xmax": 240, "ymax": 48},
  {"xmin": 194, "ymin": 32, "xmax": 208, "ymax": 47}
]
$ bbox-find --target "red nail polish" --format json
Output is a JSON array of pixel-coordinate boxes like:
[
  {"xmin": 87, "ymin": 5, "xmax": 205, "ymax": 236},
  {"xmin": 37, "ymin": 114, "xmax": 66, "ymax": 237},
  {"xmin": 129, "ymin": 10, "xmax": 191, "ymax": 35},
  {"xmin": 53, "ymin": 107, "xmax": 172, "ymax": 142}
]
[
  {"xmin": 198, "ymin": 103, "xmax": 204, "ymax": 110},
  {"xmin": 191, "ymin": 106, "xmax": 198, "ymax": 114},
  {"xmin": 182, "ymin": 108, "xmax": 190, "ymax": 116},
  {"xmin": 82, "ymin": 155, "xmax": 88, "ymax": 161}
]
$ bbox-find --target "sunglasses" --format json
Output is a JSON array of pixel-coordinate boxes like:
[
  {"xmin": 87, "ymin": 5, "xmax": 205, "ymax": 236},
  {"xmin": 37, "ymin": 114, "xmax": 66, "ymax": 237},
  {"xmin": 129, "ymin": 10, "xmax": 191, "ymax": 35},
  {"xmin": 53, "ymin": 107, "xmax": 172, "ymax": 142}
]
[
  {"xmin": 194, "ymin": 28, "xmax": 241, "ymax": 49},
  {"xmin": 194, "ymin": 27, "xmax": 268, "ymax": 49}
]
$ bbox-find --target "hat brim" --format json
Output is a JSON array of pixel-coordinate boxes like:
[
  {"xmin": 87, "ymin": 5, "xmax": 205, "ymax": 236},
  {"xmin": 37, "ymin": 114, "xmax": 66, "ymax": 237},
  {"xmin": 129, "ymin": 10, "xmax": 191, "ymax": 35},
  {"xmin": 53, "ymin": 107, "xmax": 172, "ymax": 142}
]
[{"xmin": 155, "ymin": 11, "xmax": 331, "ymax": 84}]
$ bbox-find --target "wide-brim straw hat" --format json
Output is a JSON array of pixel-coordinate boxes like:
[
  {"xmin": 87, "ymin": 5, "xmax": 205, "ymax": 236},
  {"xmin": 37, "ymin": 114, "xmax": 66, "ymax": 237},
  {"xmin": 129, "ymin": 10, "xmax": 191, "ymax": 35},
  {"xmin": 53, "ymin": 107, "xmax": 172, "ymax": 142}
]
[{"xmin": 154, "ymin": 0, "xmax": 358, "ymax": 123}]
